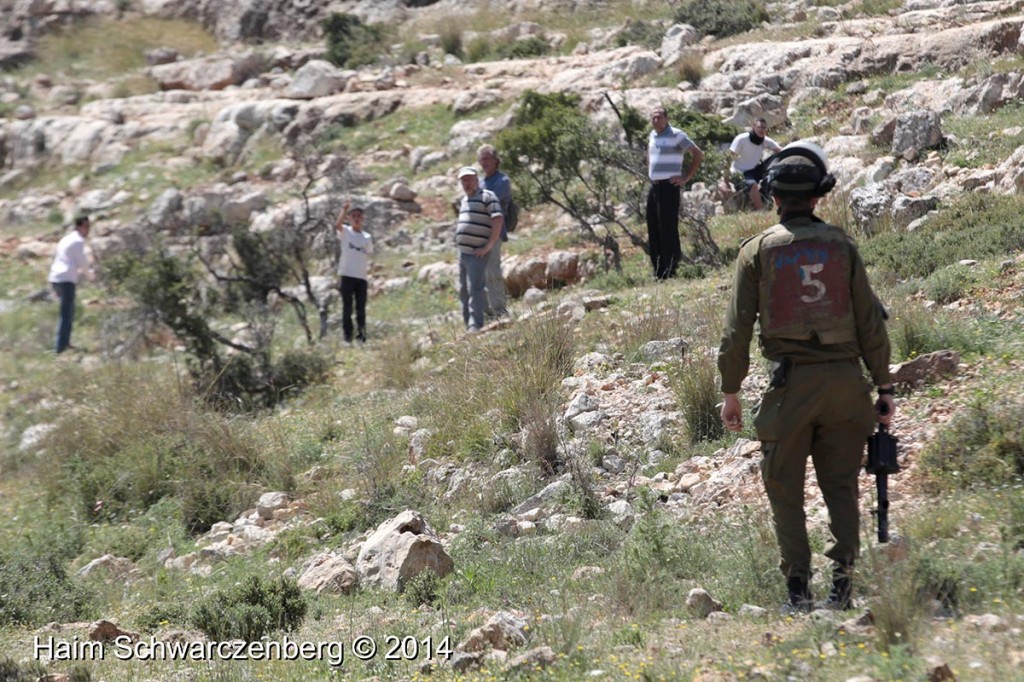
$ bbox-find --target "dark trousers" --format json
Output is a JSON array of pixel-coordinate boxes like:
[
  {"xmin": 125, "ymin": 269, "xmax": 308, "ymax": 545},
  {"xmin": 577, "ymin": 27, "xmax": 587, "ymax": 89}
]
[
  {"xmin": 52, "ymin": 281, "xmax": 76, "ymax": 353},
  {"xmin": 646, "ymin": 182, "xmax": 682, "ymax": 279},
  {"xmin": 339, "ymin": 276, "xmax": 367, "ymax": 342},
  {"xmin": 754, "ymin": 361, "xmax": 877, "ymax": 581}
]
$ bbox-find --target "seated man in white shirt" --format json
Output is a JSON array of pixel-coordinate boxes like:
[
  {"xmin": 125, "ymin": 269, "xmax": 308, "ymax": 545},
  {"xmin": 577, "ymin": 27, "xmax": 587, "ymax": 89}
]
[{"xmin": 729, "ymin": 118, "xmax": 783, "ymax": 210}]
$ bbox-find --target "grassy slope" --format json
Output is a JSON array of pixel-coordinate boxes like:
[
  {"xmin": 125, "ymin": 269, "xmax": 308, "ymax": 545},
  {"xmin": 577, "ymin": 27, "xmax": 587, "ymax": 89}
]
[{"xmin": 1, "ymin": 7, "xmax": 1023, "ymax": 682}]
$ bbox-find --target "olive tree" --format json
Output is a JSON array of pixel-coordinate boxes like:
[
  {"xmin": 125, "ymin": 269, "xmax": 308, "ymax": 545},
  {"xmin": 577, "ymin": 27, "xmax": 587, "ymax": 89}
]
[{"xmin": 497, "ymin": 91, "xmax": 734, "ymax": 271}]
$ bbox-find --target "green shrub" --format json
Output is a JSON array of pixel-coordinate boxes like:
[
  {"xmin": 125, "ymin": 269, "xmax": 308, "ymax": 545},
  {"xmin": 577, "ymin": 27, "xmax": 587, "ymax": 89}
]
[
  {"xmin": 920, "ymin": 399, "xmax": 1024, "ymax": 490},
  {"xmin": 268, "ymin": 349, "xmax": 332, "ymax": 400},
  {"xmin": 465, "ymin": 35, "xmax": 550, "ymax": 62},
  {"xmin": 613, "ymin": 304, "xmax": 682, "ymax": 361},
  {"xmin": 376, "ymin": 333, "xmax": 421, "ymax": 390},
  {"xmin": 669, "ymin": 353, "xmax": 725, "ymax": 444},
  {"xmin": 44, "ymin": 365, "xmax": 274, "ymax": 533},
  {"xmin": 134, "ymin": 599, "xmax": 190, "ymax": 633},
  {"xmin": 492, "ymin": 316, "xmax": 576, "ymax": 435},
  {"xmin": 675, "ymin": 0, "xmax": 769, "ymax": 39},
  {"xmin": 323, "ymin": 13, "xmax": 388, "ymax": 68},
  {"xmin": 0, "ymin": 658, "xmax": 48, "ymax": 682},
  {"xmin": 888, "ymin": 304, "xmax": 989, "ymax": 362},
  {"xmin": 615, "ymin": 18, "xmax": 665, "ymax": 49},
  {"xmin": 497, "ymin": 36, "xmax": 550, "ymax": 60},
  {"xmin": 922, "ymin": 263, "xmax": 981, "ymax": 304},
  {"xmin": 1007, "ymin": 494, "xmax": 1024, "ymax": 550},
  {"xmin": 464, "ymin": 36, "xmax": 493, "ymax": 63},
  {"xmin": 403, "ymin": 570, "xmax": 445, "ymax": 606},
  {"xmin": 439, "ymin": 24, "xmax": 463, "ymax": 57},
  {"xmin": 191, "ymin": 574, "xmax": 307, "ymax": 641},
  {"xmin": 674, "ymin": 52, "xmax": 706, "ymax": 86},
  {"xmin": 860, "ymin": 194, "xmax": 1024, "ymax": 279},
  {"xmin": 0, "ymin": 544, "xmax": 93, "ymax": 626}
]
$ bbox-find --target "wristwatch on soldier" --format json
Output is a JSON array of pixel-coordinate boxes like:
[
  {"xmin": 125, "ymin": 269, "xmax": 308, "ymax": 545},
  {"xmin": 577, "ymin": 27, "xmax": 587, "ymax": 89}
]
[{"xmin": 877, "ymin": 385, "xmax": 895, "ymax": 396}]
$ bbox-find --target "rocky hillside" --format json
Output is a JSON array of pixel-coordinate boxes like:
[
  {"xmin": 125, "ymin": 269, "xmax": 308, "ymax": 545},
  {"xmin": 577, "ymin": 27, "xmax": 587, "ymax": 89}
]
[{"xmin": 2, "ymin": 1, "xmax": 1024, "ymax": 681}]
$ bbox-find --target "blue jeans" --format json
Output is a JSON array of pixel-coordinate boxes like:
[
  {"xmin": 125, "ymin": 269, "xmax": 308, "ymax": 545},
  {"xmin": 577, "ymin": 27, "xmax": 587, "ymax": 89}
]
[
  {"xmin": 52, "ymin": 281, "xmax": 76, "ymax": 353},
  {"xmin": 459, "ymin": 251, "xmax": 488, "ymax": 330}
]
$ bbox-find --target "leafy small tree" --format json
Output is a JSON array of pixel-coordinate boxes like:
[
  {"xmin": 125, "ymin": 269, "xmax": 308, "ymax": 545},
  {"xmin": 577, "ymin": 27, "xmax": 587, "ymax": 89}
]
[
  {"xmin": 498, "ymin": 91, "xmax": 733, "ymax": 270},
  {"xmin": 498, "ymin": 91, "xmax": 644, "ymax": 270},
  {"xmin": 105, "ymin": 143, "xmax": 346, "ymax": 409}
]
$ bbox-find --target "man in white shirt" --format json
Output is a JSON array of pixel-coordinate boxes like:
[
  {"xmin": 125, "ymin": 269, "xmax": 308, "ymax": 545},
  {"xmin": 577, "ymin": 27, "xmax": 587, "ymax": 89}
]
[
  {"xmin": 48, "ymin": 215, "xmax": 91, "ymax": 353},
  {"xmin": 729, "ymin": 118, "xmax": 783, "ymax": 210},
  {"xmin": 334, "ymin": 200, "xmax": 374, "ymax": 344}
]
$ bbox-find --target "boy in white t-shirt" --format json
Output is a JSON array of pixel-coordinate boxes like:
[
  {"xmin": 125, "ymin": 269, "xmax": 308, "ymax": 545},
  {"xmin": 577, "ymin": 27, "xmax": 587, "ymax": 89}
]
[{"xmin": 334, "ymin": 200, "xmax": 374, "ymax": 344}]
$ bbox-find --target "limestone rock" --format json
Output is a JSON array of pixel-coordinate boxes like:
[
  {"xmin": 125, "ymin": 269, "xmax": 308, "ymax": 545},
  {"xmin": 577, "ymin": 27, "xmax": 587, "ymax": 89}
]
[
  {"xmin": 355, "ymin": 510, "xmax": 454, "ymax": 591},
  {"xmin": 458, "ymin": 611, "xmax": 528, "ymax": 652},
  {"xmin": 297, "ymin": 553, "xmax": 359, "ymax": 595},
  {"xmin": 686, "ymin": 588, "xmax": 723, "ymax": 618},
  {"xmin": 890, "ymin": 350, "xmax": 959, "ymax": 387}
]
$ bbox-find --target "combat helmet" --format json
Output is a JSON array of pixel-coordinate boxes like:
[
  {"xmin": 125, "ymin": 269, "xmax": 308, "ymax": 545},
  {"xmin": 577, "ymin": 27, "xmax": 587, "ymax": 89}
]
[{"xmin": 764, "ymin": 140, "xmax": 837, "ymax": 198}]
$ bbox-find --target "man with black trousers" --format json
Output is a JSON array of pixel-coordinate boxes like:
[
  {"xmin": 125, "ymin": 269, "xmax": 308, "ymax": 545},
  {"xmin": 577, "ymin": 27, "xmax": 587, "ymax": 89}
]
[{"xmin": 646, "ymin": 106, "xmax": 704, "ymax": 279}]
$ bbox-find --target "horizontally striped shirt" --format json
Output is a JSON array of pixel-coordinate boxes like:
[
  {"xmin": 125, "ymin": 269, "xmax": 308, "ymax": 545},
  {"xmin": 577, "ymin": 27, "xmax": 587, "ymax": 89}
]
[
  {"xmin": 648, "ymin": 125, "xmax": 695, "ymax": 181},
  {"xmin": 455, "ymin": 188, "xmax": 502, "ymax": 254}
]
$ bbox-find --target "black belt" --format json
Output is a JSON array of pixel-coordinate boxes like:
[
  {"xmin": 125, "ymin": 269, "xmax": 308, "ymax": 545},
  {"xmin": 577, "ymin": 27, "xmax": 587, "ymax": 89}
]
[
  {"xmin": 651, "ymin": 179, "xmax": 674, "ymax": 186},
  {"xmin": 790, "ymin": 357, "xmax": 858, "ymax": 366}
]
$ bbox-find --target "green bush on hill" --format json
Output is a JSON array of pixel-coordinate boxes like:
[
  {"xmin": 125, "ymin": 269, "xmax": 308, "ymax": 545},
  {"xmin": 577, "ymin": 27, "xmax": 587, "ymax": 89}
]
[
  {"xmin": 675, "ymin": 0, "xmax": 770, "ymax": 39},
  {"xmin": 860, "ymin": 193, "xmax": 1024, "ymax": 279},
  {"xmin": 323, "ymin": 12, "xmax": 390, "ymax": 68},
  {"xmin": 43, "ymin": 365, "xmax": 280, "ymax": 533},
  {"xmin": 0, "ymin": 531, "xmax": 93, "ymax": 627},
  {"xmin": 191, "ymin": 574, "xmax": 307, "ymax": 641},
  {"xmin": 920, "ymin": 399, "xmax": 1024, "ymax": 491}
]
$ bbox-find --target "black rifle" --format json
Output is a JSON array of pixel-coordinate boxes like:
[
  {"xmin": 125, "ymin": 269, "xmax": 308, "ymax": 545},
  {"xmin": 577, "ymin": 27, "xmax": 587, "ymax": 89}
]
[{"xmin": 866, "ymin": 422, "xmax": 900, "ymax": 542}]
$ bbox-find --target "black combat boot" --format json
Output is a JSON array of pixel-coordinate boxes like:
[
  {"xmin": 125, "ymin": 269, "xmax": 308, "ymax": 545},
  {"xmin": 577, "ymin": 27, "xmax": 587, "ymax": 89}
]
[
  {"xmin": 821, "ymin": 565, "xmax": 853, "ymax": 610},
  {"xmin": 784, "ymin": 576, "xmax": 813, "ymax": 614}
]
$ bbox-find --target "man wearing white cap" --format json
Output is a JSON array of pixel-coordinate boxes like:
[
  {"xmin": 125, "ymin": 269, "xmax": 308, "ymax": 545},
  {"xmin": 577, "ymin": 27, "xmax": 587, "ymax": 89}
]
[{"xmin": 454, "ymin": 166, "xmax": 503, "ymax": 332}]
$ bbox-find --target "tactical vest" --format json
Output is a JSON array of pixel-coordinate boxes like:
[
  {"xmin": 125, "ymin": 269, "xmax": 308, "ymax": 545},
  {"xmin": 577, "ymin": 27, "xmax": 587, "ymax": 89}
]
[{"xmin": 756, "ymin": 217, "xmax": 857, "ymax": 345}]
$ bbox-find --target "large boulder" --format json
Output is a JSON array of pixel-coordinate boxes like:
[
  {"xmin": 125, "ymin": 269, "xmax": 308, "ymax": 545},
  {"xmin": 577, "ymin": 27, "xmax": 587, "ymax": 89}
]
[
  {"xmin": 285, "ymin": 60, "xmax": 351, "ymax": 99},
  {"xmin": 545, "ymin": 251, "xmax": 579, "ymax": 286},
  {"xmin": 149, "ymin": 53, "xmax": 266, "ymax": 91},
  {"xmin": 849, "ymin": 183, "xmax": 895, "ymax": 235},
  {"xmin": 355, "ymin": 510, "xmax": 453, "ymax": 592},
  {"xmin": 504, "ymin": 256, "xmax": 548, "ymax": 298},
  {"xmin": 725, "ymin": 93, "xmax": 786, "ymax": 129},
  {"xmin": 660, "ymin": 23, "xmax": 700, "ymax": 67},
  {"xmin": 297, "ymin": 553, "xmax": 359, "ymax": 595},
  {"xmin": 890, "ymin": 110, "xmax": 943, "ymax": 160}
]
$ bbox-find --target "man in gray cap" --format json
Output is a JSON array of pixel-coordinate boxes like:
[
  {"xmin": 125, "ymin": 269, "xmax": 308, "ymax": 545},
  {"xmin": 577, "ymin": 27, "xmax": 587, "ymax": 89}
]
[{"xmin": 454, "ymin": 166, "xmax": 503, "ymax": 332}]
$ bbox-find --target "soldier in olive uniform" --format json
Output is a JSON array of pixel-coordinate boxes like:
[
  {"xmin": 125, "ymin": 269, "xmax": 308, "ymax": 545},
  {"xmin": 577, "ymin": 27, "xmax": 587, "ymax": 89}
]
[{"xmin": 717, "ymin": 141, "xmax": 896, "ymax": 612}]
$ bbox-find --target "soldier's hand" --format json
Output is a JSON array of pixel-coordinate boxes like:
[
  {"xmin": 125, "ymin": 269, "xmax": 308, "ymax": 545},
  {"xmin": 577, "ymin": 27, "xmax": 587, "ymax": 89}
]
[
  {"xmin": 720, "ymin": 393, "xmax": 743, "ymax": 432},
  {"xmin": 876, "ymin": 394, "xmax": 894, "ymax": 426}
]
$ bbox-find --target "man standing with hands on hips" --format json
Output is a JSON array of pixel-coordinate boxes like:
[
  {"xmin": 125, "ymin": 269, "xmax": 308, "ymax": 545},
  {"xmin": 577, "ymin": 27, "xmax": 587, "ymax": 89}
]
[
  {"xmin": 646, "ymin": 105, "xmax": 704, "ymax": 280},
  {"xmin": 717, "ymin": 141, "xmax": 895, "ymax": 614}
]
